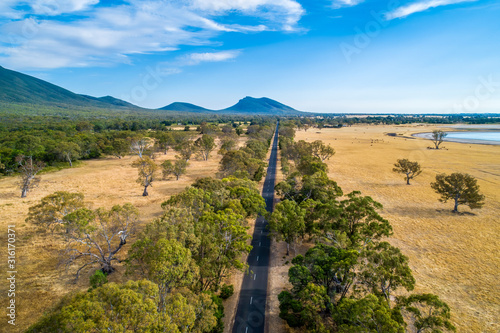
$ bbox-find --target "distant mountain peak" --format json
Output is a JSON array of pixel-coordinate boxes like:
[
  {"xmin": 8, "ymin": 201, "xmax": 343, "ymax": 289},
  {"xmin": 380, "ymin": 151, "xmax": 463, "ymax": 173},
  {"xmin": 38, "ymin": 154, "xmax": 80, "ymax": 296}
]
[{"xmin": 159, "ymin": 96, "xmax": 304, "ymax": 115}]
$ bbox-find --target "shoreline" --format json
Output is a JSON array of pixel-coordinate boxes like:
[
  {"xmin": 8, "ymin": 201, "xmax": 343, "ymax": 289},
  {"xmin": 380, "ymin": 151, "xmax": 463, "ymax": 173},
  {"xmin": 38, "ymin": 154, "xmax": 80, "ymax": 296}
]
[{"xmin": 412, "ymin": 131, "xmax": 500, "ymax": 146}]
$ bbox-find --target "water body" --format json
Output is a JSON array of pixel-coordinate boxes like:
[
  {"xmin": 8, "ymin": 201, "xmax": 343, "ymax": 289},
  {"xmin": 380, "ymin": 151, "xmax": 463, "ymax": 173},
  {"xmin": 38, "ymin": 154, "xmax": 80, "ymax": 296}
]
[
  {"xmin": 413, "ymin": 131, "xmax": 500, "ymax": 145},
  {"xmin": 446, "ymin": 131, "xmax": 500, "ymax": 142}
]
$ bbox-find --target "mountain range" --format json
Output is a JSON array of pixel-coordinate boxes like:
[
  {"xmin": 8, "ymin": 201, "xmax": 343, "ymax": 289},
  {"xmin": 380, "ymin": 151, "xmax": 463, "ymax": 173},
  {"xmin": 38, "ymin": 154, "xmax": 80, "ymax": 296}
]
[{"xmin": 0, "ymin": 65, "xmax": 305, "ymax": 116}]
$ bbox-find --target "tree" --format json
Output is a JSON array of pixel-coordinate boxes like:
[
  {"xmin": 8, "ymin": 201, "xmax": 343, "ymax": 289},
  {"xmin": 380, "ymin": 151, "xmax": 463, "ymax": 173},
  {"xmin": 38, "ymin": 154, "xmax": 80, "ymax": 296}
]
[
  {"xmin": 397, "ymin": 294, "xmax": 456, "ymax": 333},
  {"xmin": 62, "ymin": 203, "xmax": 139, "ymax": 278},
  {"xmin": 288, "ymin": 244, "xmax": 359, "ymax": 302},
  {"xmin": 430, "ymin": 173, "xmax": 485, "ymax": 213},
  {"xmin": 127, "ymin": 238, "xmax": 199, "ymax": 310},
  {"xmin": 110, "ymin": 138, "xmax": 130, "ymax": 159},
  {"xmin": 153, "ymin": 131, "xmax": 173, "ymax": 155},
  {"xmin": 268, "ymin": 200, "xmax": 306, "ymax": 255},
  {"xmin": 195, "ymin": 134, "xmax": 216, "ymax": 161},
  {"xmin": 319, "ymin": 191, "xmax": 392, "ymax": 248},
  {"xmin": 16, "ymin": 155, "xmax": 45, "ymax": 198},
  {"xmin": 26, "ymin": 191, "xmax": 85, "ymax": 233},
  {"xmin": 311, "ymin": 140, "xmax": 335, "ymax": 161},
  {"xmin": 131, "ymin": 137, "xmax": 154, "ymax": 158},
  {"xmin": 26, "ymin": 280, "xmax": 218, "ymax": 333},
  {"xmin": 278, "ymin": 283, "xmax": 331, "ymax": 332},
  {"xmin": 175, "ymin": 140, "xmax": 195, "ymax": 161},
  {"xmin": 162, "ymin": 158, "xmax": 188, "ymax": 180},
  {"xmin": 335, "ymin": 294, "xmax": 405, "ymax": 333},
  {"xmin": 197, "ymin": 209, "xmax": 252, "ymax": 291},
  {"xmin": 431, "ymin": 130, "xmax": 447, "ymax": 149},
  {"xmin": 359, "ymin": 242, "xmax": 415, "ymax": 304},
  {"xmin": 56, "ymin": 141, "xmax": 81, "ymax": 167},
  {"xmin": 132, "ymin": 157, "xmax": 158, "ymax": 196},
  {"xmin": 297, "ymin": 155, "xmax": 328, "ymax": 176},
  {"xmin": 393, "ymin": 158, "xmax": 422, "ymax": 185}
]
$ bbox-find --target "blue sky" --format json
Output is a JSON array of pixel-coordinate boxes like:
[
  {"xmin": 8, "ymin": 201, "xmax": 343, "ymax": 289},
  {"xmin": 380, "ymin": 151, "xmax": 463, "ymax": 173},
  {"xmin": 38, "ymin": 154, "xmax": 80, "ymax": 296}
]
[{"xmin": 0, "ymin": 0, "xmax": 499, "ymax": 113}]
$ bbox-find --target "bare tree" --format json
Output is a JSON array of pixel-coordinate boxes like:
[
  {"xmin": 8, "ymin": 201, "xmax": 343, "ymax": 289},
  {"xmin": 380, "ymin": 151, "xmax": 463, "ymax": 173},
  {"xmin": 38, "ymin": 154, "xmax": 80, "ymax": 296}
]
[
  {"xmin": 431, "ymin": 130, "xmax": 447, "ymax": 149},
  {"xmin": 62, "ymin": 203, "xmax": 139, "ymax": 279},
  {"xmin": 131, "ymin": 137, "xmax": 154, "ymax": 158},
  {"xmin": 16, "ymin": 155, "xmax": 45, "ymax": 198},
  {"xmin": 132, "ymin": 157, "xmax": 158, "ymax": 196}
]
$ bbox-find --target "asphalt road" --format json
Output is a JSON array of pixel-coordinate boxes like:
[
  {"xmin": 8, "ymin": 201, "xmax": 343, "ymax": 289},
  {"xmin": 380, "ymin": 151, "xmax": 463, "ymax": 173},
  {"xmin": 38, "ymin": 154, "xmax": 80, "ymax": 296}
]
[{"xmin": 232, "ymin": 122, "xmax": 279, "ymax": 333}]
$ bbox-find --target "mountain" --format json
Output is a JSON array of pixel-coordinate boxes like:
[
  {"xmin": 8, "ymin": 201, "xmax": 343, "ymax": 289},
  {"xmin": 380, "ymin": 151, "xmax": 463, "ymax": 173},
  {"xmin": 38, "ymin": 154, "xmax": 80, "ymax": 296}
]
[
  {"xmin": 223, "ymin": 96, "xmax": 303, "ymax": 115},
  {"xmin": 159, "ymin": 102, "xmax": 213, "ymax": 113},
  {"xmin": 0, "ymin": 65, "xmax": 138, "ymax": 109},
  {"xmin": 0, "ymin": 66, "xmax": 306, "ymax": 115},
  {"xmin": 159, "ymin": 97, "xmax": 305, "ymax": 115}
]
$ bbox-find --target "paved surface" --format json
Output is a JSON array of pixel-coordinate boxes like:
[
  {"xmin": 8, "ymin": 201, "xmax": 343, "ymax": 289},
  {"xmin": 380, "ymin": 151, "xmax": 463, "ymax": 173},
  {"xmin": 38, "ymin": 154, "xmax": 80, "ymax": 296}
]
[{"xmin": 232, "ymin": 122, "xmax": 279, "ymax": 333}]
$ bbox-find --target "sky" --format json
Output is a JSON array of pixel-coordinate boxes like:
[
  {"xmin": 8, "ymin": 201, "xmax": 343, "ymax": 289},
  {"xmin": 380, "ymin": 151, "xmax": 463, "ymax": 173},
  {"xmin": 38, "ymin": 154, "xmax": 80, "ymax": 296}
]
[{"xmin": 0, "ymin": 0, "xmax": 499, "ymax": 113}]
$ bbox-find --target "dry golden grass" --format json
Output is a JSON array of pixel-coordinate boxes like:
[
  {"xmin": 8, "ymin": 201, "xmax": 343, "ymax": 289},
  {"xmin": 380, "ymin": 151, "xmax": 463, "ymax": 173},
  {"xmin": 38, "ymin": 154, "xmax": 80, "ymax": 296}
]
[
  {"xmin": 288, "ymin": 124, "xmax": 499, "ymax": 333},
  {"xmin": 0, "ymin": 135, "xmax": 248, "ymax": 333}
]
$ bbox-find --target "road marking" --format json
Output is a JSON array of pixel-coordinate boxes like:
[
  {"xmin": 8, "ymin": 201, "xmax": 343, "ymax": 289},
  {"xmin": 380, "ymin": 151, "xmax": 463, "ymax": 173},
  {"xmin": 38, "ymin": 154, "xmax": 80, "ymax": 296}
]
[
  {"xmin": 261, "ymin": 230, "xmax": 262, "ymax": 234},
  {"xmin": 254, "ymin": 274, "xmax": 256, "ymax": 280},
  {"xmin": 245, "ymin": 327, "xmax": 248, "ymax": 333},
  {"xmin": 257, "ymin": 256, "xmax": 259, "ymax": 261},
  {"xmin": 250, "ymin": 297, "xmax": 253, "ymax": 304},
  {"xmin": 259, "ymin": 242, "xmax": 261, "ymax": 246}
]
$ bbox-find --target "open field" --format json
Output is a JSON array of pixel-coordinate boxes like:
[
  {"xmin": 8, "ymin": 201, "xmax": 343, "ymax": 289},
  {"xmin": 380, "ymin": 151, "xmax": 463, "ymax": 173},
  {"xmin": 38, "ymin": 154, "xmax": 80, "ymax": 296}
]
[
  {"xmin": 284, "ymin": 124, "xmax": 499, "ymax": 332},
  {"xmin": 0, "ymin": 135, "xmax": 248, "ymax": 333}
]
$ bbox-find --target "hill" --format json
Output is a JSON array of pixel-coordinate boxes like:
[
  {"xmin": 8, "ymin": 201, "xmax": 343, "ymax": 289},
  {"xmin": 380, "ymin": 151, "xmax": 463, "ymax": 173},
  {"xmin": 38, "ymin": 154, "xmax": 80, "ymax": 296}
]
[
  {"xmin": 0, "ymin": 66, "xmax": 307, "ymax": 116},
  {"xmin": 223, "ymin": 96, "xmax": 303, "ymax": 115},
  {"xmin": 0, "ymin": 66, "xmax": 138, "ymax": 109},
  {"xmin": 159, "ymin": 96, "xmax": 306, "ymax": 115},
  {"xmin": 159, "ymin": 102, "xmax": 213, "ymax": 113}
]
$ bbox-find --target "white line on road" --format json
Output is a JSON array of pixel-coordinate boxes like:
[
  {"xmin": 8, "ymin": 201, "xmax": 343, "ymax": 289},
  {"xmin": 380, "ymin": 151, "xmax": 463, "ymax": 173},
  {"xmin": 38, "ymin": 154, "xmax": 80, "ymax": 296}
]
[
  {"xmin": 246, "ymin": 327, "xmax": 248, "ymax": 333},
  {"xmin": 254, "ymin": 274, "xmax": 256, "ymax": 280},
  {"xmin": 257, "ymin": 256, "xmax": 259, "ymax": 261},
  {"xmin": 250, "ymin": 297, "xmax": 253, "ymax": 304},
  {"xmin": 259, "ymin": 242, "xmax": 261, "ymax": 246}
]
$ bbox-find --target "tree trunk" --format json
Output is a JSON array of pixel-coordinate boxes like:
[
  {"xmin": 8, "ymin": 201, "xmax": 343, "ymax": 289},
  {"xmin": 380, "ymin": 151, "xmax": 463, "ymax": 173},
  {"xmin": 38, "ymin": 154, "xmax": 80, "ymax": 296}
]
[
  {"xmin": 286, "ymin": 242, "xmax": 290, "ymax": 256},
  {"xmin": 101, "ymin": 263, "xmax": 115, "ymax": 274},
  {"xmin": 453, "ymin": 199, "xmax": 459, "ymax": 213},
  {"xmin": 406, "ymin": 176, "xmax": 410, "ymax": 185},
  {"xmin": 143, "ymin": 186, "xmax": 149, "ymax": 196},
  {"xmin": 21, "ymin": 187, "xmax": 27, "ymax": 198}
]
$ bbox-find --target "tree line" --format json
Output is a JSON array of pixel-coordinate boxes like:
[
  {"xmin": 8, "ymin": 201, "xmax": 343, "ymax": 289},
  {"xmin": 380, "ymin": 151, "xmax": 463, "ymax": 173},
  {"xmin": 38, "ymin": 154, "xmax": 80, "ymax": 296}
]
[
  {"xmin": 24, "ymin": 120, "xmax": 277, "ymax": 332},
  {"xmin": 269, "ymin": 122, "xmax": 457, "ymax": 333}
]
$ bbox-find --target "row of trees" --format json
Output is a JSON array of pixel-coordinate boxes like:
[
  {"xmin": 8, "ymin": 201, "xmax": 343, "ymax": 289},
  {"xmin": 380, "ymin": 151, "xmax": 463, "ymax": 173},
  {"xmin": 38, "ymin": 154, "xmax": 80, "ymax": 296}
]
[
  {"xmin": 25, "ymin": 121, "xmax": 277, "ymax": 332},
  {"xmin": 268, "ymin": 123, "xmax": 456, "ymax": 333},
  {"xmin": 25, "ymin": 173, "xmax": 268, "ymax": 332}
]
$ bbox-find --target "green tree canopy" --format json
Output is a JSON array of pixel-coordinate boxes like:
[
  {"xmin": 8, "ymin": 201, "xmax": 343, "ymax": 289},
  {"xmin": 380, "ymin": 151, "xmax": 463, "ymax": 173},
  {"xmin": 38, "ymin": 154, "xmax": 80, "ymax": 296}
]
[{"xmin": 431, "ymin": 172, "xmax": 485, "ymax": 213}]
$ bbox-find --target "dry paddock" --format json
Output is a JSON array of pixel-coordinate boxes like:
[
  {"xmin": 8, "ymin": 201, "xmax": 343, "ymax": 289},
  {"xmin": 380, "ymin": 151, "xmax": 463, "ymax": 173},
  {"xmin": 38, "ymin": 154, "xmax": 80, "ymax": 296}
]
[{"xmin": 267, "ymin": 124, "xmax": 499, "ymax": 333}]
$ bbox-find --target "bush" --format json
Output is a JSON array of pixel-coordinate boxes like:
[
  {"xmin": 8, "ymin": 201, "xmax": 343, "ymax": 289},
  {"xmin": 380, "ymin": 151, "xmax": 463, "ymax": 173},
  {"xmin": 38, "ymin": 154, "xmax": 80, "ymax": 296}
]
[
  {"xmin": 88, "ymin": 270, "xmax": 108, "ymax": 290},
  {"xmin": 219, "ymin": 284, "xmax": 234, "ymax": 300}
]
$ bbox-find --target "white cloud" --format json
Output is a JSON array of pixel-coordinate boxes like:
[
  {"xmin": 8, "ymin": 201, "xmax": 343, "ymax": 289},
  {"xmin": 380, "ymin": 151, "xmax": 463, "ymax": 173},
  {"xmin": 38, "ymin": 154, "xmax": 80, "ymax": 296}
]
[
  {"xmin": 30, "ymin": 0, "xmax": 100, "ymax": 15},
  {"xmin": 386, "ymin": 0, "xmax": 476, "ymax": 20},
  {"xmin": 184, "ymin": 50, "xmax": 240, "ymax": 65},
  {"xmin": 0, "ymin": 0, "xmax": 304, "ymax": 69},
  {"xmin": 189, "ymin": 0, "xmax": 304, "ymax": 31},
  {"xmin": 330, "ymin": 0, "xmax": 364, "ymax": 9}
]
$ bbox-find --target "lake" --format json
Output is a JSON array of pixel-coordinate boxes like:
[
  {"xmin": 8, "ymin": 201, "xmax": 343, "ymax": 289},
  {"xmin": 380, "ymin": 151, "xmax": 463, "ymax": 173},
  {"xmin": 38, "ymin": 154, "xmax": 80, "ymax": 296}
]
[{"xmin": 413, "ymin": 131, "xmax": 500, "ymax": 145}]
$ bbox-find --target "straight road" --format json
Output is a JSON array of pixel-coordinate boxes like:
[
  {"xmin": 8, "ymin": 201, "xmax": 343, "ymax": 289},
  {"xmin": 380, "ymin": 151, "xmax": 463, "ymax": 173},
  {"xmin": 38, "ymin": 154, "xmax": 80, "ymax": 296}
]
[{"xmin": 232, "ymin": 122, "xmax": 279, "ymax": 333}]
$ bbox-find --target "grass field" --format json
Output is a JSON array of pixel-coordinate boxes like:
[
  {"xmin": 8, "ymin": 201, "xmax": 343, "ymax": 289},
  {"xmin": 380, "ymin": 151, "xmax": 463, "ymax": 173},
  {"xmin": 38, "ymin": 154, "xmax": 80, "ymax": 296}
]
[
  {"xmin": 0, "ymin": 135, "xmax": 249, "ymax": 333},
  {"xmin": 286, "ymin": 124, "xmax": 499, "ymax": 332}
]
